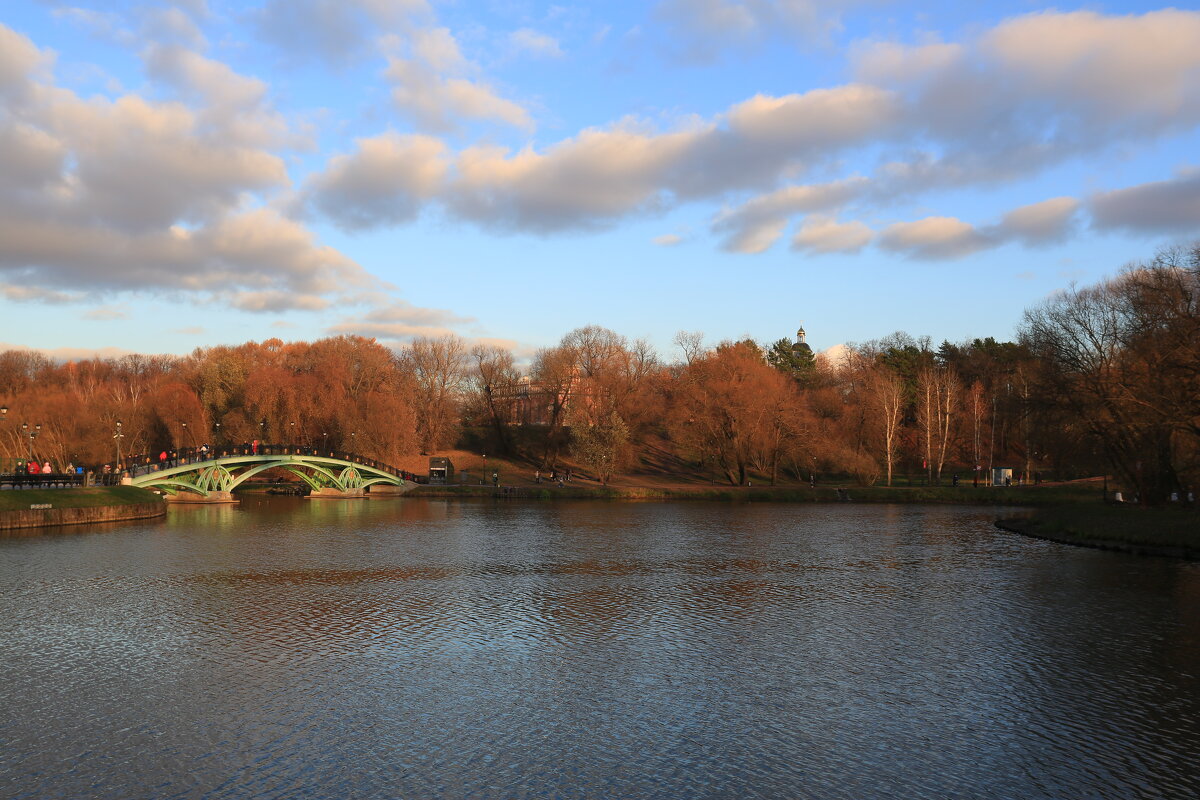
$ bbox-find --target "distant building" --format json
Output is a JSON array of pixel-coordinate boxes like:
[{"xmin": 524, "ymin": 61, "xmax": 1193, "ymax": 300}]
[
  {"xmin": 429, "ymin": 457, "xmax": 455, "ymax": 484},
  {"xmin": 793, "ymin": 325, "xmax": 813, "ymax": 357}
]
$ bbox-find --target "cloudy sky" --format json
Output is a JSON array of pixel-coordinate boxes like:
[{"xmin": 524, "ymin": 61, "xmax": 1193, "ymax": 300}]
[{"xmin": 2, "ymin": 0, "xmax": 1198, "ymax": 360}]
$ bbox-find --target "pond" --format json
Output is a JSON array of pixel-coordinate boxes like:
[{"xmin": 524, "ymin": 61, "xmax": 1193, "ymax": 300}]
[{"xmin": 1, "ymin": 498, "xmax": 1197, "ymax": 798}]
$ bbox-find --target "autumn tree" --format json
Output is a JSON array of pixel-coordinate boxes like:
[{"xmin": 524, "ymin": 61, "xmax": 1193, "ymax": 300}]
[{"xmin": 669, "ymin": 339, "xmax": 802, "ymax": 485}]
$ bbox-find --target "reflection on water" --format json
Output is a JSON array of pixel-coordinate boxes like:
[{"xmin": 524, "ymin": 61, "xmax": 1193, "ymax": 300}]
[{"xmin": 1, "ymin": 498, "xmax": 1198, "ymax": 799}]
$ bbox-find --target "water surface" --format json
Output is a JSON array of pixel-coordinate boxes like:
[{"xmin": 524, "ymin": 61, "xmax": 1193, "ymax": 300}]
[{"xmin": 2, "ymin": 498, "xmax": 1197, "ymax": 798}]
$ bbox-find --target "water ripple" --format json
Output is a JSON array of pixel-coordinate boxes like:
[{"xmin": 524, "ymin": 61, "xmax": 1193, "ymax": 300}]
[{"xmin": 0, "ymin": 500, "xmax": 1197, "ymax": 799}]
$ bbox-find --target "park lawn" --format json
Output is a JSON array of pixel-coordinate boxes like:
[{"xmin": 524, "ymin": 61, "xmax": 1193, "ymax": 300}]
[{"xmin": 0, "ymin": 486, "xmax": 161, "ymax": 512}]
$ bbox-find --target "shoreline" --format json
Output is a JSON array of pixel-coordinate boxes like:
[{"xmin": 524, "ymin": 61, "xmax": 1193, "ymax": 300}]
[
  {"xmin": 407, "ymin": 482, "xmax": 1094, "ymax": 506},
  {"xmin": 0, "ymin": 487, "xmax": 166, "ymax": 533},
  {"xmin": 995, "ymin": 513, "xmax": 1200, "ymax": 561}
]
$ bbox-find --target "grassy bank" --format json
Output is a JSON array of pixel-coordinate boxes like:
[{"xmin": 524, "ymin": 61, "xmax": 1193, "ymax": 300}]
[
  {"xmin": 411, "ymin": 482, "xmax": 1100, "ymax": 505},
  {"xmin": 997, "ymin": 505, "xmax": 1199, "ymax": 559},
  {"xmin": 0, "ymin": 486, "xmax": 161, "ymax": 511}
]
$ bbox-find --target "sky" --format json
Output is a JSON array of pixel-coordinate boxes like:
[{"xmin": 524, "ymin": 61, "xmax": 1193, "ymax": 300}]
[{"xmin": 1, "ymin": 0, "xmax": 1198, "ymax": 362}]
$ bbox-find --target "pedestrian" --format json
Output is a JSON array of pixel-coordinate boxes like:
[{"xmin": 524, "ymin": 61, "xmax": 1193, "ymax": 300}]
[
  {"xmin": 43, "ymin": 461, "xmax": 52, "ymax": 474},
  {"xmin": 28, "ymin": 461, "xmax": 39, "ymax": 474},
  {"xmin": 252, "ymin": 439, "xmax": 259, "ymax": 455}
]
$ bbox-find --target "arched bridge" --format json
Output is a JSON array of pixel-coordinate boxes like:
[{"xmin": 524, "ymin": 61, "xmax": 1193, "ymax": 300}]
[{"xmin": 124, "ymin": 444, "xmax": 415, "ymax": 501}]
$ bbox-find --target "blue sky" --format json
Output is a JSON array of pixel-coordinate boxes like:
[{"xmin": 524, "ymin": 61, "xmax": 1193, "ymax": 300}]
[{"xmin": 1, "ymin": 0, "xmax": 1197, "ymax": 361}]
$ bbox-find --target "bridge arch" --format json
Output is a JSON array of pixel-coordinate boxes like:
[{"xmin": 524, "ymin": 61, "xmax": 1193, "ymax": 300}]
[{"xmin": 126, "ymin": 447, "xmax": 412, "ymax": 499}]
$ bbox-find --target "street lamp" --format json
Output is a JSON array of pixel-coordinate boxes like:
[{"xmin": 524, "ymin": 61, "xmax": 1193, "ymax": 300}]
[
  {"xmin": 322, "ymin": 432, "xmax": 328, "ymax": 453},
  {"xmin": 23, "ymin": 422, "xmax": 41, "ymax": 465},
  {"xmin": 113, "ymin": 420, "xmax": 124, "ymax": 467},
  {"xmin": 289, "ymin": 420, "xmax": 295, "ymax": 443},
  {"xmin": 181, "ymin": 420, "xmax": 189, "ymax": 448},
  {"xmin": 214, "ymin": 421, "xmax": 221, "ymax": 447}
]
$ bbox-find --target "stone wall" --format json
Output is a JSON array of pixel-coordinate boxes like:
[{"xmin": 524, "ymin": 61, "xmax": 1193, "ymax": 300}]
[{"xmin": 0, "ymin": 501, "xmax": 166, "ymax": 532}]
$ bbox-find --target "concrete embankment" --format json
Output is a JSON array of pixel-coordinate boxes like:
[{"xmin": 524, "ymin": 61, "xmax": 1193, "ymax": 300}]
[{"xmin": 0, "ymin": 487, "xmax": 166, "ymax": 533}]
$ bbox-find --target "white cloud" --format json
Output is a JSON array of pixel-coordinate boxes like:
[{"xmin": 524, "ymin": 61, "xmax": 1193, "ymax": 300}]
[
  {"xmin": 0, "ymin": 342, "xmax": 143, "ymax": 361},
  {"xmin": 791, "ymin": 216, "xmax": 873, "ymax": 254},
  {"xmin": 304, "ymin": 83, "xmax": 896, "ymax": 234},
  {"xmin": 1, "ymin": 284, "xmax": 82, "ymax": 304},
  {"xmin": 411, "ymin": 27, "xmax": 467, "ymax": 72},
  {"xmin": 0, "ymin": 21, "xmax": 412, "ymax": 315},
  {"xmin": 844, "ymin": 9, "xmax": 1200, "ymax": 200},
  {"xmin": 0, "ymin": 23, "xmax": 53, "ymax": 105},
  {"xmin": 997, "ymin": 196, "xmax": 1078, "ymax": 245},
  {"xmin": 653, "ymin": 234, "xmax": 683, "ymax": 246},
  {"xmin": 876, "ymin": 195, "xmax": 1082, "ymax": 261},
  {"xmin": 509, "ymin": 29, "xmax": 564, "ymax": 59},
  {"xmin": 656, "ymin": 0, "xmax": 853, "ymax": 62},
  {"xmin": 252, "ymin": 0, "xmax": 430, "ymax": 67},
  {"xmin": 83, "ymin": 306, "xmax": 129, "ymax": 320},
  {"xmin": 327, "ymin": 300, "xmax": 474, "ymax": 342},
  {"xmin": 879, "ymin": 216, "xmax": 992, "ymax": 260},
  {"xmin": 711, "ymin": 178, "xmax": 867, "ymax": 253},
  {"xmin": 142, "ymin": 7, "xmax": 206, "ymax": 48},
  {"xmin": 852, "ymin": 41, "xmax": 964, "ymax": 85},
  {"xmin": 385, "ymin": 56, "xmax": 531, "ymax": 133},
  {"xmin": 1091, "ymin": 170, "xmax": 1200, "ymax": 234},
  {"xmin": 983, "ymin": 10, "xmax": 1200, "ymax": 126},
  {"xmin": 295, "ymin": 132, "xmax": 448, "ymax": 230}
]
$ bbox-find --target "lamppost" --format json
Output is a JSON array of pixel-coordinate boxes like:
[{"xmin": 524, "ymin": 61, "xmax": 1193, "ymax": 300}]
[
  {"xmin": 214, "ymin": 421, "xmax": 221, "ymax": 448},
  {"xmin": 23, "ymin": 422, "xmax": 41, "ymax": 465},
  {"xmin": 113, "ymin": 420, "xmax": 124, "ymax": 468},
  {"xmin": 289, "ymin": 420, "xmax": 295, "ymax": 444},
  {"xmin": 322, "ymin": 432, "xmax": 328, "ymax": 454},
  {"xmin": 181, "ymin": 420, "xmax": 189, "ymax": 449},
  {"xmin": 259, "ymin": 418, "xmax": 266, "ymax": 442}
]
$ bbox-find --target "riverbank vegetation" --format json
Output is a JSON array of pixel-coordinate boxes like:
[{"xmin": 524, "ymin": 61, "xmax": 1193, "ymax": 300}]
[{"xmin": 1, "ymin": 243, "xmax": 1197, "ymax": 510}]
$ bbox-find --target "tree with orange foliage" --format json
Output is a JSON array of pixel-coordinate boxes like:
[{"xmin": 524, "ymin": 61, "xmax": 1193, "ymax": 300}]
[{"xmin": 669, "ymin": 339, "xmax": 802, "ymax": 486}]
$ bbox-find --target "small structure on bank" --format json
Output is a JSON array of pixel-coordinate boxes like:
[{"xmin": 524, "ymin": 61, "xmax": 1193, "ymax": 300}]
[{"xmin": 429, "ymin": 457, "xmax": 455, "ymax": 484}]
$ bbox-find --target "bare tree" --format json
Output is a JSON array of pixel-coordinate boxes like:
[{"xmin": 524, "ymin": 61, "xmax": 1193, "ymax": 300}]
[
  {"xmin": 673, "ymin": 330, "xmax": 705, "ymax": 366},
  {"xmin": 402, "ymin": 335, "xmax": 469, "ymax": 454},
  {"xmin": 470, "ymin": 343, "xmax": 521, "ymax": 454},
  {"xmin": 866, "ymin": 362, "xmax": 905, "ymax": 486},
  {"xmin": 916, "ymin": 365, "xmax": 960, "ymax": 484}
]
